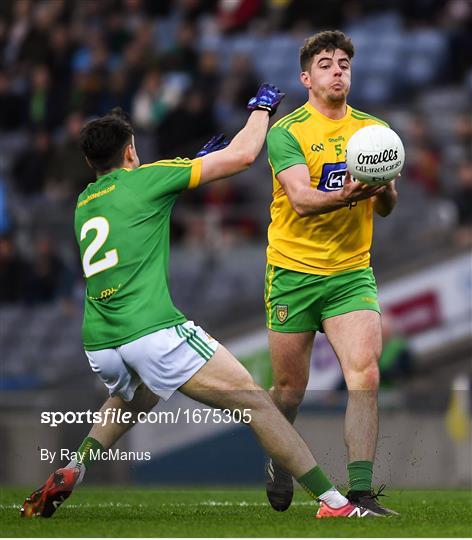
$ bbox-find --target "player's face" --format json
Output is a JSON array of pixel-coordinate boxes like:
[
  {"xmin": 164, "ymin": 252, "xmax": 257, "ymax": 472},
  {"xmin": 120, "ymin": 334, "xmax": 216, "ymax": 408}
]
[{"xmin": 301, "ymin": 48, "xmax": 351, "ymax": 104}]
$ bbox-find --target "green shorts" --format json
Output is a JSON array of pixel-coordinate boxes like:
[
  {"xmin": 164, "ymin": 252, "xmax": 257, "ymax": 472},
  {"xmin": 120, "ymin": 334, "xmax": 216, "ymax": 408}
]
[{"xmin": 264, "ymin": 265, "xmax": 380, "ymax": 333}]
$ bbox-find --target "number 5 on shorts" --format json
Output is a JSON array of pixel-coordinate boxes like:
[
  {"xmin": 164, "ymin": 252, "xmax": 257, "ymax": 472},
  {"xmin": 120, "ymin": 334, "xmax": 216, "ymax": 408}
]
[{"xmin": 80, "ymin": 217, "xmax": 118, "ymax": 277}]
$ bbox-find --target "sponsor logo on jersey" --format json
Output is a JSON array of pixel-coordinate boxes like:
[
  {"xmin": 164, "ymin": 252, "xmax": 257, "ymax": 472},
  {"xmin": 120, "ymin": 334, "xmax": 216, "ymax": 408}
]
[
  {"xmin": 311, "ymin": 142, "xmax": 325, "ymax": 152},
  {"xmin": 318, "ymin": 162, "xmax": 347, "ymax": 192},
  {"xmin": 88, "ymin": 284, "xmax": 121, "ymax": 301},
  {"xmin": 328, "ymin": 135, "xmax": 345, "ymax": 142},
  {"xmin": 77, "ymin": 184, "xmax": 116, "ymax": 208},
  {"xmin": 276, "ymin": 304, "xmax": 288, "ymax": 323}
]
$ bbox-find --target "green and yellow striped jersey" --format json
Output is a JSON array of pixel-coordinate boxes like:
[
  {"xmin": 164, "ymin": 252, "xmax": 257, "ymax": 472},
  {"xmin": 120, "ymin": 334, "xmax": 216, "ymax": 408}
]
[{"xmin": 266, "ymin": 102, "xmax": 388, "ymax": 275}]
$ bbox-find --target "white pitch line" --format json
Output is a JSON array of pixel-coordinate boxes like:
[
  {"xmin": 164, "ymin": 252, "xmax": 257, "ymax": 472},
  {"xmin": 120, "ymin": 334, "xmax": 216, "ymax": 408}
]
[
  {"xmin": 1, "ymin": 502, "xmax": 135, "ymax": 510},
  {"xmin": 1, "ymin": 500, "xmax": 315, "ymax": 510}
]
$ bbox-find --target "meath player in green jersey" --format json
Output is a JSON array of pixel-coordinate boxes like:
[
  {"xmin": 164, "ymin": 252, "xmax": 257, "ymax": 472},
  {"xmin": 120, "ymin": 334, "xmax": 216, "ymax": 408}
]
[
  {"xmin": 21, "ymin": 85, "xmax": 379, "ymax": 520},
  {"xmin": 264, "ymin": 31, "xmax": 399, "ymax": 515}
]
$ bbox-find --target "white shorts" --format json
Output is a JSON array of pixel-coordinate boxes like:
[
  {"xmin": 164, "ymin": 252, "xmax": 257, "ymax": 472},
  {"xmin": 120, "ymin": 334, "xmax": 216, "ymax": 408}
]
[{"xmin": 85, "ymin": 321, "xmax": 219, "ymax": 401}]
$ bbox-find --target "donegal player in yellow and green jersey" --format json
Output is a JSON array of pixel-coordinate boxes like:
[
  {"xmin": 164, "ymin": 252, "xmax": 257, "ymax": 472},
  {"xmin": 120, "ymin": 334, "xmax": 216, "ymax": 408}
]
[
  {"xmin": 22, "ymin": 90, "xmax": 380, "ymax": 521},
  {"xmin": 264, "ymin": 30, "xmax": 399, "ymax": 516},
  {"xmin": 267, "ymin": 103, "xmax": 388, "ymax": 275}
]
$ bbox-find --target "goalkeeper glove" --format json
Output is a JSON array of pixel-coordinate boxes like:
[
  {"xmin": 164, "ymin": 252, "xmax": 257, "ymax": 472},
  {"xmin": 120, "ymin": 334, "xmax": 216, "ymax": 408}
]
[
  {"xmin": 196, "ymin": 133, "xmax": 230, "ymax": 157},
  {"xmin": 247, "ymin": 83, "xmax": 286, "ymax": 117}
]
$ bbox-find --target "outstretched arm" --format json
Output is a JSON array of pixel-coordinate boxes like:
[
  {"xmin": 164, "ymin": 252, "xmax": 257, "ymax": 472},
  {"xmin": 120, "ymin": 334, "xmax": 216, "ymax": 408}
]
[{"xmin": 198, "ymin": 84, "xmax": 285, "ymax": 185}]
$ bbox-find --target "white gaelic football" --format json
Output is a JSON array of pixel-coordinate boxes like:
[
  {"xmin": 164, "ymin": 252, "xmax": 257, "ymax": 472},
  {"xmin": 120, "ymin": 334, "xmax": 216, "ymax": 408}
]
[{"xmin": 346, "ymin": 125, "xmax": 405, "ymax": 185}]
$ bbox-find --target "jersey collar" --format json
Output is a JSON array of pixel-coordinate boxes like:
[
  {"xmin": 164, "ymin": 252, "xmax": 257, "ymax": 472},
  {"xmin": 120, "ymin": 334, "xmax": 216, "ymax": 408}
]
[{"xmin": 304, "ymin": 102, "xmax": 352, "ymax": 124}]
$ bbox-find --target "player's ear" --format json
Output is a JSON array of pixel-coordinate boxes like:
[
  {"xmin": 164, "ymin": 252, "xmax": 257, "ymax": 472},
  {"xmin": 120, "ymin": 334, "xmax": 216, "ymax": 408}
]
[
  {"xmin": 123, "ymin": 143, "xmax": 134, "ymax": 164},
  {"xmin": 85, "ymin": 156, "xmax": 93, "ymax": 170},
  {"xmin": 300, "ymin": 71, "xmax": 311, "ymax": 90}
]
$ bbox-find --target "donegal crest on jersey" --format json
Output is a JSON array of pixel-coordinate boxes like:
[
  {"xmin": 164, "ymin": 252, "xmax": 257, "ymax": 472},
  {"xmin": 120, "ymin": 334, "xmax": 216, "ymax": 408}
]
[
  {"xmin": 266, "ymin": 103, "xmax": 388, "ymax": 275},
  {"xmin": 75, "ymin": 158, "xmax": 202, "ymax": 350}
]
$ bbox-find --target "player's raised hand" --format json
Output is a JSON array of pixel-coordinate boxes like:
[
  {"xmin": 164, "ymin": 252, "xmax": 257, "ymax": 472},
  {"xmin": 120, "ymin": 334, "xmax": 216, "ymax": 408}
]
[
  {"xmin": 342, "ymin": 170, "xmax": 386, "ymax": 204},
  {"xmin": 247, "ymin": 83, "xmax": 286, "ymax": 117},
  {"xmin": 195, "ymin": 134, "xmax": 230, "ymax": 157}
]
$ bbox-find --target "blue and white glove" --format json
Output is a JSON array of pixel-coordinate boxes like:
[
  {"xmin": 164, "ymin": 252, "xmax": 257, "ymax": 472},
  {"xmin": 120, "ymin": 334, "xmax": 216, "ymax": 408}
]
[
  {"xmin": 247, "ymin": 83, "xmax": 286, "ymax": 117},
  {"xmin": 195, "ymin": 133, "xmax": 230, "ymax": 157}
]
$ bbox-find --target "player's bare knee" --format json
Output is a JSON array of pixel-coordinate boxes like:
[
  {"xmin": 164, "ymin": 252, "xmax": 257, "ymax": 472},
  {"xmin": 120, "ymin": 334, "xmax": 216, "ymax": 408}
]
[
  {"xmin": 282, "ymin": 390, "xmax": 306, "ymax": 410},
  {"xmin": 273, "ymin": 369, "xmax": 308, "ymax": 393},
  {"xmin": 271, "ymin": 383, "xmax": 306, "ymax": 410},
  {"xmin": 363, "ymin": 365, "xmax": 379, "ymax": 389},
  {"xmin": 345, "ymin": 363, "xmax": 379, "ymax": 390}
]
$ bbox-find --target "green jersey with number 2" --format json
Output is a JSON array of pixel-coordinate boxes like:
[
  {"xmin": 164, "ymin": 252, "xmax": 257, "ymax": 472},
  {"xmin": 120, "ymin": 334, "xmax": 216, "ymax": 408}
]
[{"xmin": 74, "ymin": 158, "xmax": 202, "ymax": 351}]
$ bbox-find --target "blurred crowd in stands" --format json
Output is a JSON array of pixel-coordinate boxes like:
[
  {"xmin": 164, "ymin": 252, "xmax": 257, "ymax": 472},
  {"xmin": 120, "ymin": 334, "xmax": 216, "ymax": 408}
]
[{"xmin": 0, "ymin": 0, "xmax": 471, "ymax": 307}]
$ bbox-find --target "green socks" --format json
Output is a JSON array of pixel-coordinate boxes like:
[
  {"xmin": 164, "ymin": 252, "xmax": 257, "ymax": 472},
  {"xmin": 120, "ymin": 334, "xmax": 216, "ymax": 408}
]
[
  {"xmin": 77, "ymin": 436, "xmax": 104, "ymax": 468},
  {"xmin": 347, "ymin": 460, "xmax": 373, "ymax": 492},
  {"xmin": 297, "ymin": 465, "xmax": 334, "ymax": 499},
  {"xmin": 298, "ymin": 461, "xmax": 373, "ymax": 502}
]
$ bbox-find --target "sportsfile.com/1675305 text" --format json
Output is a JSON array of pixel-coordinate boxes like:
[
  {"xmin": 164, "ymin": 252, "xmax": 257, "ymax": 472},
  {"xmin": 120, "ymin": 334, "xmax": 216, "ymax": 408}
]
[{"xmin": 40, "ymin": 408, "xmax": 252, "ymax": 427}]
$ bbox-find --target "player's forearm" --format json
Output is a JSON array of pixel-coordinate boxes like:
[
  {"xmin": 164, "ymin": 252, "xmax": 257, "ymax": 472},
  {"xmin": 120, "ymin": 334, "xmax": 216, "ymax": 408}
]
[
  {"xmin": 291, "ymin": 186, "xmax": 348, "ymax": 216},
  {"xmin": 226, "ymin": 110, "xmax": 270, "ymax": 167},
  {"xmin": 199, "ymin": 111, "xmax": 269, "ymax": 184},
  {"xmin": 373, "ymin": 182, "xmax": 397, "ymax": 217}
]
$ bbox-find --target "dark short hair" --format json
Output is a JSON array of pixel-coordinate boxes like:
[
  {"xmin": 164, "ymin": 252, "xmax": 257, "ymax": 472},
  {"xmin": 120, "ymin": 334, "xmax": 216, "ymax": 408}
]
[
  {"xmin": 300, "ymin": 30, "xmax": 354, "ymax": 71},
  {"xmin": 79, "ymin": 108, "xmax": 134, "ymax": 174}
]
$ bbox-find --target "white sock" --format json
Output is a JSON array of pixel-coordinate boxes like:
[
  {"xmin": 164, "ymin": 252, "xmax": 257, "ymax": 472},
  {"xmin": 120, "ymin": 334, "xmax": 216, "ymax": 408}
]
[
  {"xmin": 66, "ymin": 459, "xmax": 86, "ymax": 486},
  {"xmin": 318, "ymin": 487, "xmax": 349, "ymax": 508}
]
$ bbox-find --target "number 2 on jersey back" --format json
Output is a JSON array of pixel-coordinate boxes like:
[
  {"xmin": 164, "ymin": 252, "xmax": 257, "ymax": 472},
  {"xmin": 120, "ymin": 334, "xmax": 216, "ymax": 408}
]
[{"xmin": 80, "ymin": 217, "xmax": 118, "ymax": 278}]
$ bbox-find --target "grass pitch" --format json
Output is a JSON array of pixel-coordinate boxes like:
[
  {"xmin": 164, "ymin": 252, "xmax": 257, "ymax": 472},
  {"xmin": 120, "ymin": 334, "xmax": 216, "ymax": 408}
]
[{"xmin": 1, "ymin": 487, "xmax": 471, "ymax": 537}]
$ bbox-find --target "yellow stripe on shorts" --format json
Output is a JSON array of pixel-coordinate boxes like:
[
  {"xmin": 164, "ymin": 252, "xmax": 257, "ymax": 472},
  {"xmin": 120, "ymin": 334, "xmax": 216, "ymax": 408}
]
[{"xmin": 265, "ymin": 264, "xmax": 276, "ymax": 330}]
